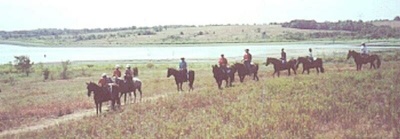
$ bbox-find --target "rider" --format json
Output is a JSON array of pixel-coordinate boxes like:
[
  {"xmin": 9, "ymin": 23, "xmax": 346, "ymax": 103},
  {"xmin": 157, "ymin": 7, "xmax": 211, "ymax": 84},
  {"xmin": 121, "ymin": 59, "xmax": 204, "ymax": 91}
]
[
  {"xmin": 308, "ymin": 48, "xmax": 314, "ymax": 62},
  {"xmin": 281, "ymin": 48, "xmax": 287, "ymax": 64},
  {"xmin": 125, "ymin": 64, "xmax": 133, "ymax": 79},
  {"xmin": 219, "ymin": 54, "xmax": 229, "ymax": 73},
  {"xmin": 179, "ymin": 57, "xmax": 188, "ymax": 81},
  {"xmin": 98, "ymin": 73, "xmax": 113, "ymax": 94},
  {"xmin": 243, "ymin": 49, "xmax": 252, "ymax": 75},
  {"xmin": 113, "ymin": 65, "xmax": 122, "ymax": 83},
  {"xmin": 360, "ymin": 42, "xmax": 368, "ymax": 57}
]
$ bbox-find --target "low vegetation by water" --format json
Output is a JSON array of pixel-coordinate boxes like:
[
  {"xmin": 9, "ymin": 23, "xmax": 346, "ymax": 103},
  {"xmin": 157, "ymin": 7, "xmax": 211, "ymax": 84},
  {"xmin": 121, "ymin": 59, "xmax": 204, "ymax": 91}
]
[{"xmin": 1, "ymin": 50, "xmax": 400, "ymax": 138}]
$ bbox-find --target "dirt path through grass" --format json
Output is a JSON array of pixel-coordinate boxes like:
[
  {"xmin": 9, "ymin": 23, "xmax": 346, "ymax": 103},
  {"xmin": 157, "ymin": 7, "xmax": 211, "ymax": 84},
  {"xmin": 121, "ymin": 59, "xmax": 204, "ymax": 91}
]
[{"xmin": 0, "ymin": 90, "xmax": 182, "ymax": 137}]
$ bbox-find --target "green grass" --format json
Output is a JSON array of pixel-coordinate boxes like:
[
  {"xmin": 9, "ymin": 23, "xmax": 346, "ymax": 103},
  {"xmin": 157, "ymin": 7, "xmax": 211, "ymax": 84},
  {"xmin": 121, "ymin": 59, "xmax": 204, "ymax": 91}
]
[{"xmin": 1, "ymin": 49, "xmax": 400, "ymax": 138}]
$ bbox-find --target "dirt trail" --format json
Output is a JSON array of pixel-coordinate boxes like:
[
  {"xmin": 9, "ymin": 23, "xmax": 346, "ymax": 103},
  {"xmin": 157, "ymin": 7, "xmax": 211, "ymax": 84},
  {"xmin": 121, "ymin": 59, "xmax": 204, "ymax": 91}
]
[{"xmin": 0, "ymin": 91, "xmax": 179, "ymax": 137}]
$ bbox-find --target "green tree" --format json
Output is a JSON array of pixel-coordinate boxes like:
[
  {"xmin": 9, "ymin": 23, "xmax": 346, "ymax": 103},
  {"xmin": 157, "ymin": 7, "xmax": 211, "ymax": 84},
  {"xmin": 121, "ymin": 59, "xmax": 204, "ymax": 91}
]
[{"xmin": 14, "ymin": 56, "xmax": 34, "ymax": 76}]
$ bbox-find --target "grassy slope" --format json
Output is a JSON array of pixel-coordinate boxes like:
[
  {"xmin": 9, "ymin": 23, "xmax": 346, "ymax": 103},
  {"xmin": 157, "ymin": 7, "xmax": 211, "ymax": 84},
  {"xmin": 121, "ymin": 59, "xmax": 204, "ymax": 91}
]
[
  {"xmin": 0, "ymin": 25, "xmax": 355, "ymax": 47},
  {"xmin": 1, "ymin": 51, "xmax": 400, "ymax": 138}
]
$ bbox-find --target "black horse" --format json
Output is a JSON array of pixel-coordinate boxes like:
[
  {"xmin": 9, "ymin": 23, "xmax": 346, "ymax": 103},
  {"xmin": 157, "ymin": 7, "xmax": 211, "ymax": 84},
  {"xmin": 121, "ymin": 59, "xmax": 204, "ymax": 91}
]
[
  {"xmin": 86, "ymin": 82, "xmax": 121, "ymax": 116},
  {"xmin": 265, "ymin": 57, "xmax": 297, "ymax": 77},
  {"xmin": 167, "ymin": 68, "xmax": 195, "ymax": 91},
  {"xmin": 347, "ymin": 50, "xmax": 381, "ymax": 71},
  {"xmin": 233, "ymin": 63, "xmax": 259, "ymax": 82},
  {"xmin": 119, "ymin": 76, "xmax": 143, "ymax": 104},
  {"xmin": 296, "ymin": 57, "xmax": 324, "ymax": 74},
  {"xmin": 212, "ymin": 65, "xmax": 236, "ymax": 89}
]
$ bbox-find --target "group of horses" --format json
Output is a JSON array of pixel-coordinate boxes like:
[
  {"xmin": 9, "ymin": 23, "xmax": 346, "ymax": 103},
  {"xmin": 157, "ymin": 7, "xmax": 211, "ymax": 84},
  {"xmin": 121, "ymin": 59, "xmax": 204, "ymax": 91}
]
[
  {"xmin": 86, "ymin": 72, "xmax": 142, "ymax": 115},
  {"xmin": 212, "ymin": 50, "xmax": 381, "ymax": 89},
  {"xmin": 85, "ymin": 50, "xmax": 381, "ymax": 115}
]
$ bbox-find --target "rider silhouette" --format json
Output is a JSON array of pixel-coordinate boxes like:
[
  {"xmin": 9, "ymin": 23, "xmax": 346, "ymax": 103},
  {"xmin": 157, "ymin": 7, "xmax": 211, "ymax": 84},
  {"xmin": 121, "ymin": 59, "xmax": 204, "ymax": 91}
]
[
  {"xmin": 360, "ymin": 42, "xmax": 368, "ymax": 57},
  {"xmin": 281, "ymin": 48, "xmax": 287, "ymax": 64},
  {"xmin": 219, "ymin": 54, "xmax": 229, "ymax": 73},
  {"xmin": 179, "ymin": 57, "xmax": 188, "ymax": 81},
  {"xmin": 308, "ymin": 48, "xmax": 314, "ymax": 62}
]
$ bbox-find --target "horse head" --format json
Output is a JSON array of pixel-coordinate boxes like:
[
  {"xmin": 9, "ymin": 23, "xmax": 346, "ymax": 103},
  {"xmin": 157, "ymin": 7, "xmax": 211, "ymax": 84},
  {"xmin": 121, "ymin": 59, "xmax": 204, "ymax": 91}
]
[
  {"xmin": 347, "ymin": 50, "xmax": 356, "ymax": 60},
  {"xmin": 86, "ymin": 82, "xmax": 96, "ymax": 97},
  {"xmin": 167, "ymin": 68, "xmax": 174, "ymax": 78}
]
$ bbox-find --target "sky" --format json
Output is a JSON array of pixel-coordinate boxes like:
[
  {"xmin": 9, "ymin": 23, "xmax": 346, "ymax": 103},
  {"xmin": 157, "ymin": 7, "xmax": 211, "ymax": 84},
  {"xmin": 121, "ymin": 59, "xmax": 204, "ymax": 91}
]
[{"xmin": 0, "ymin": 0, "xmax": 399, "ymax": 31}]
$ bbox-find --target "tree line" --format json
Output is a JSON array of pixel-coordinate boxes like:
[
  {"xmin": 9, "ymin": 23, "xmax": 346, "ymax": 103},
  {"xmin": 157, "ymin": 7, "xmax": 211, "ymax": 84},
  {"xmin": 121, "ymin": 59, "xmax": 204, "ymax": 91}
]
[
  {"xmin": 0, "ymin": 25, "xmax": 196, "ymax": 39},
  {"xmin": 281, "ymin": 17, "xmax": 400, "ymax": 39}
]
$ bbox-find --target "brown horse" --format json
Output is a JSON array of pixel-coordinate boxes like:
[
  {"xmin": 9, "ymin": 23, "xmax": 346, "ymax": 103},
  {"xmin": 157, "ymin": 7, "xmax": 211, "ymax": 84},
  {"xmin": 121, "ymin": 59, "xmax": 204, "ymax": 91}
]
[
  {"xmin": 347, "ymin": 50, "xmax": 381, "ymax": 71},
  {"xmin": 86, "ymin": 82, "xmax": 121, "ymax": 116},
  {"xmin": 167, "ymin": 68, "xmax": 195, "ymax": 91},
  {"xmin": 265, "ymin": 57, "xmax": 297, "ymax": 77},
  {"xmin": 212, "ymin": 65, "xmax": 236, "ymax": 89},
  {"xmin": 296, "ymin": 57, "xmax": 324, "ymax": 74},
  {"xmin": 118, "ymin": 76, "xmax": 143, "ymax": 104},
  {"xmin": 233, "ymin": 63, "xmax": 259, "ymax": 82}
]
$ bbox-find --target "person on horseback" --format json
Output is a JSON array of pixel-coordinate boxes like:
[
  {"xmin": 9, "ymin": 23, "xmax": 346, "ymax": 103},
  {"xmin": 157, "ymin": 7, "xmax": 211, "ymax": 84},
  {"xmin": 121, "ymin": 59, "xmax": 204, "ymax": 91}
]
[
  {"xmin": 219, "ymin": 54, "xmax": 229, "ymax": 73},
  {"xmin": 243, "ymin": 49, "xmax": 252, "ymax": 75},
  {"xmin": 281, "ymin": 48, "xmax": 287, "ymax": 64},
  {"xmin": 360, "ymin": 42, "xmax": 368, "ymax": 57},
  {"xmin": 179, "ymin": 57, "xmax": 188, "ymax": 81},
  {"xmin": 113, "ymin": 65, "xmax": 122, "ymax": 83},
  {"xmin": 125, "ymin": 64, "xmax": 133, "ymax": 78},
  {"xmin": 98, "ymin": 73, "xmax": 113, "ymax": 94},
  {"xmin": 308, "ymin": 48, "xmax": 314, "ymax": 62}
]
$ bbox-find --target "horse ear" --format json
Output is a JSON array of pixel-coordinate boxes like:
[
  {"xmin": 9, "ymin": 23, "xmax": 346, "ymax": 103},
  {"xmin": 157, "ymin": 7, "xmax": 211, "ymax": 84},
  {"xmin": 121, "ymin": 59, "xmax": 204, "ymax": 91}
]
[{"xmin": 86, "ymin": 82, "xmax": 89, "ymax": 85}]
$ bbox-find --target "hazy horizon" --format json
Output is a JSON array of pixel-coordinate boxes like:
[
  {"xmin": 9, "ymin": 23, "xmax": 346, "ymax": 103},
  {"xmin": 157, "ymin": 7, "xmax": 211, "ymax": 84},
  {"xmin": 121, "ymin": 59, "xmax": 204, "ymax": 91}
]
[{"xmin": 0, "ymin": 0, "xmax": 399, "ymax": 31}]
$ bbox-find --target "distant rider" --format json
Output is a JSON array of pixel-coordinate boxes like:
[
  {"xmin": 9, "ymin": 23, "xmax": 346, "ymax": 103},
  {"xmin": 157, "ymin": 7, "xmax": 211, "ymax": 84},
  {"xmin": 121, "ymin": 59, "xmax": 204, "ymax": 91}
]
[
  {"xmin": 308, "ymin": 48, "xmax": 314, "ymax": 62},
  {"xmin": 281, "ymin": 48, "xmax": 287, "ymax": 64},
  {"xmin": 113, "ymin": 65, "xmax": 122, "ymax": 83},
  {"xmin": 243, "ymin": 49, "xmax": 252, "ymax": 75},
  {"xmin": 125, "ymin": 64, "xmax": 133, "ymax": 79},
  {"xmin": 179, "ymin": 57, "xmax": 188, "ymax": 81},
  {"xmin": 219, "ymin": 54, "xmax": 229, "ymax": 73},
  {"xmin": 98, "ymin": 73, "xmax": 113, "ymax": 94},
  {"xmin": 360, "ymin": 42, "xmax": 368, "ymax": 57}
]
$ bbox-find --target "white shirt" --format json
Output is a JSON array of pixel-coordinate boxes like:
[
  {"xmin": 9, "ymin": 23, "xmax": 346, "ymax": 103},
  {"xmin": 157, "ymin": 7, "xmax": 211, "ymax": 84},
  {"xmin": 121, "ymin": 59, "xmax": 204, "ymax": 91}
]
[{"xmin": 361, "ymin": 46, "xmax": 368, "ymax": 54}]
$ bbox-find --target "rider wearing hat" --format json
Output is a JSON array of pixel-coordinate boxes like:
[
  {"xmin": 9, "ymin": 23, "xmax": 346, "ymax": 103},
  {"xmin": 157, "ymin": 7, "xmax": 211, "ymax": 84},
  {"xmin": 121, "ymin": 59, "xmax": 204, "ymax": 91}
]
[
  {"xmin": 98, "ymin": 73, "xmax": 113, "ymax": 94},
  {"xmin": 179, "ymin": 57, "xmax": 188, "ymax": 81},
  {"xmin": 113, "ymin": 65, "xmax": 121, "ymax": 78},
  {"xmin": 125, "ymin": 64, "xmax": 133, "ymax": 78},
  {"xmin": 360, "ymin": 42, "xmax": 368, "ymax": 57}
]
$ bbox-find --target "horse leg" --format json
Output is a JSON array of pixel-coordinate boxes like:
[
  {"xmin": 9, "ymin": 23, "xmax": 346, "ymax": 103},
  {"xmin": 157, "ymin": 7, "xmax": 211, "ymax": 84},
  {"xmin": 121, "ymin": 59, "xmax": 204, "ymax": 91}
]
[
  {"xmin": 96, "ymin": 103, "xmax": 99, "ymax": 116},
  {"xmin": 316, "ymin": 67, "xmax": 319, "ymax": 74},
  {"xmin": 138, "ymin": 88, "xmax": 142, "ymax": 102},
  {"xmin": 99, "ymin": 103, "xmax": 102, "ymax": 115},
  {"xmin": 133, "ymin": 89, "xmax": 137, "ymax": 103},
  {"xmin": 288, "ymin": 69, "xmax": 291, "ymax": 76},
  {"xmin": 176, "ymin": 83, "xmax": 180, "ymax": 92}
]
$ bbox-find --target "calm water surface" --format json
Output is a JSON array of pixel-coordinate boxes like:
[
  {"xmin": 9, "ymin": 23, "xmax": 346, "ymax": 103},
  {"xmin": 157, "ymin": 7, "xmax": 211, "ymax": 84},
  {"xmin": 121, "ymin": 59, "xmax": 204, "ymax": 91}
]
[{"xmin": 0, "ymin": 44, "xmax": 397, "ymax": 64}]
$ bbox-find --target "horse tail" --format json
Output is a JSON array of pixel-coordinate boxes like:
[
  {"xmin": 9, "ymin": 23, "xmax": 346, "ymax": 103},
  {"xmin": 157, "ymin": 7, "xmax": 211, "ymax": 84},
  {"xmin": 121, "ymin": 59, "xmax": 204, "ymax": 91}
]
[
  {"xmin": 376, "ymin": 56, "xmax": 381, "ymax": 68},
  {"xmin": 188, "ymin": 70, "xmax": 195, "ymax": 88},
  {"xmin": 320, "ymin": 59, "xmax": 324, "ymax": 73}
]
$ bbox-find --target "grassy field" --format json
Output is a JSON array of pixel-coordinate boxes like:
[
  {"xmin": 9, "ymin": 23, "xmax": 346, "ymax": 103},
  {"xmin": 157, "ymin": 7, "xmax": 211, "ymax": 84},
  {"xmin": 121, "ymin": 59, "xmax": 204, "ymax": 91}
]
[
  {"xmin": 0, "ymin": 25, "xmax": 366, "ymax": 47},
  {"xmin": 1, "ymin": 49, "xmax": 400, "ymax": 138}
]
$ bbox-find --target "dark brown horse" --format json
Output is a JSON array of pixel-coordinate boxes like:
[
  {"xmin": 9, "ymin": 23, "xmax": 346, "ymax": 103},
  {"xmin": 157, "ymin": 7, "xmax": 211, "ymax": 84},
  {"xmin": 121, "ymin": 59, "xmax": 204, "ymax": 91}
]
[
  {"xmin": 265, "ymin": 57, "xmax": 297, "ymax": 77},
  {"xmin": 233, "ymin": 63, "xmax": 259, "ymax": 82},
  {"xmin": 86, "ymin": 82, "xmax": 121, "ymax": 116},
  {"xmin": 212, "ymin": 65, "xmax": 236, "ymax": 89},
  {"xmin": 347, "ymin": 50, "xmax": 381, "ymax": 70},
  {"xmin": 133, "ymin": 67, "xmax": 139, "ymax": 77},
  {"xmin": 118, "ymin": 76, "xmax": 143, "ymax": 104},
  {"xmin": 167, "ymin": 68, "xmax": 195, "ymax": 91},
  {"xmin": 296, "ymin": 57, "xmax": 324, "ymax": 74}
]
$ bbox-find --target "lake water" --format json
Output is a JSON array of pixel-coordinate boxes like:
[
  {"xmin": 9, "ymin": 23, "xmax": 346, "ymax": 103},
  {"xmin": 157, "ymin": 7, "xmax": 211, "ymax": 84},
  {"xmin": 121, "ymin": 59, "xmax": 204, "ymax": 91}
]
[{"xmin": 0, "ymin": 44, "xmax": 397, "ymax": 64}]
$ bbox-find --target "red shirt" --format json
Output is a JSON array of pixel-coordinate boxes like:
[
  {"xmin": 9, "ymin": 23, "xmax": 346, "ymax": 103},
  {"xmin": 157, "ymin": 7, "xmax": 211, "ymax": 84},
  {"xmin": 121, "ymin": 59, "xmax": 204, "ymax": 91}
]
[
  {"xmin": 98, "ymin": 78, "xmax": 107, "ymax": 87},
  {"xmin": 243, "ymin": 53, "xmax": 252, "ymax": 61},
  {"xmin": 219, "ymin": 57, "xmax": 228, "ymax": 66},
  {"xmin": 113, "ymin": 69, "xmax": 121, "ymax": 77}
]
